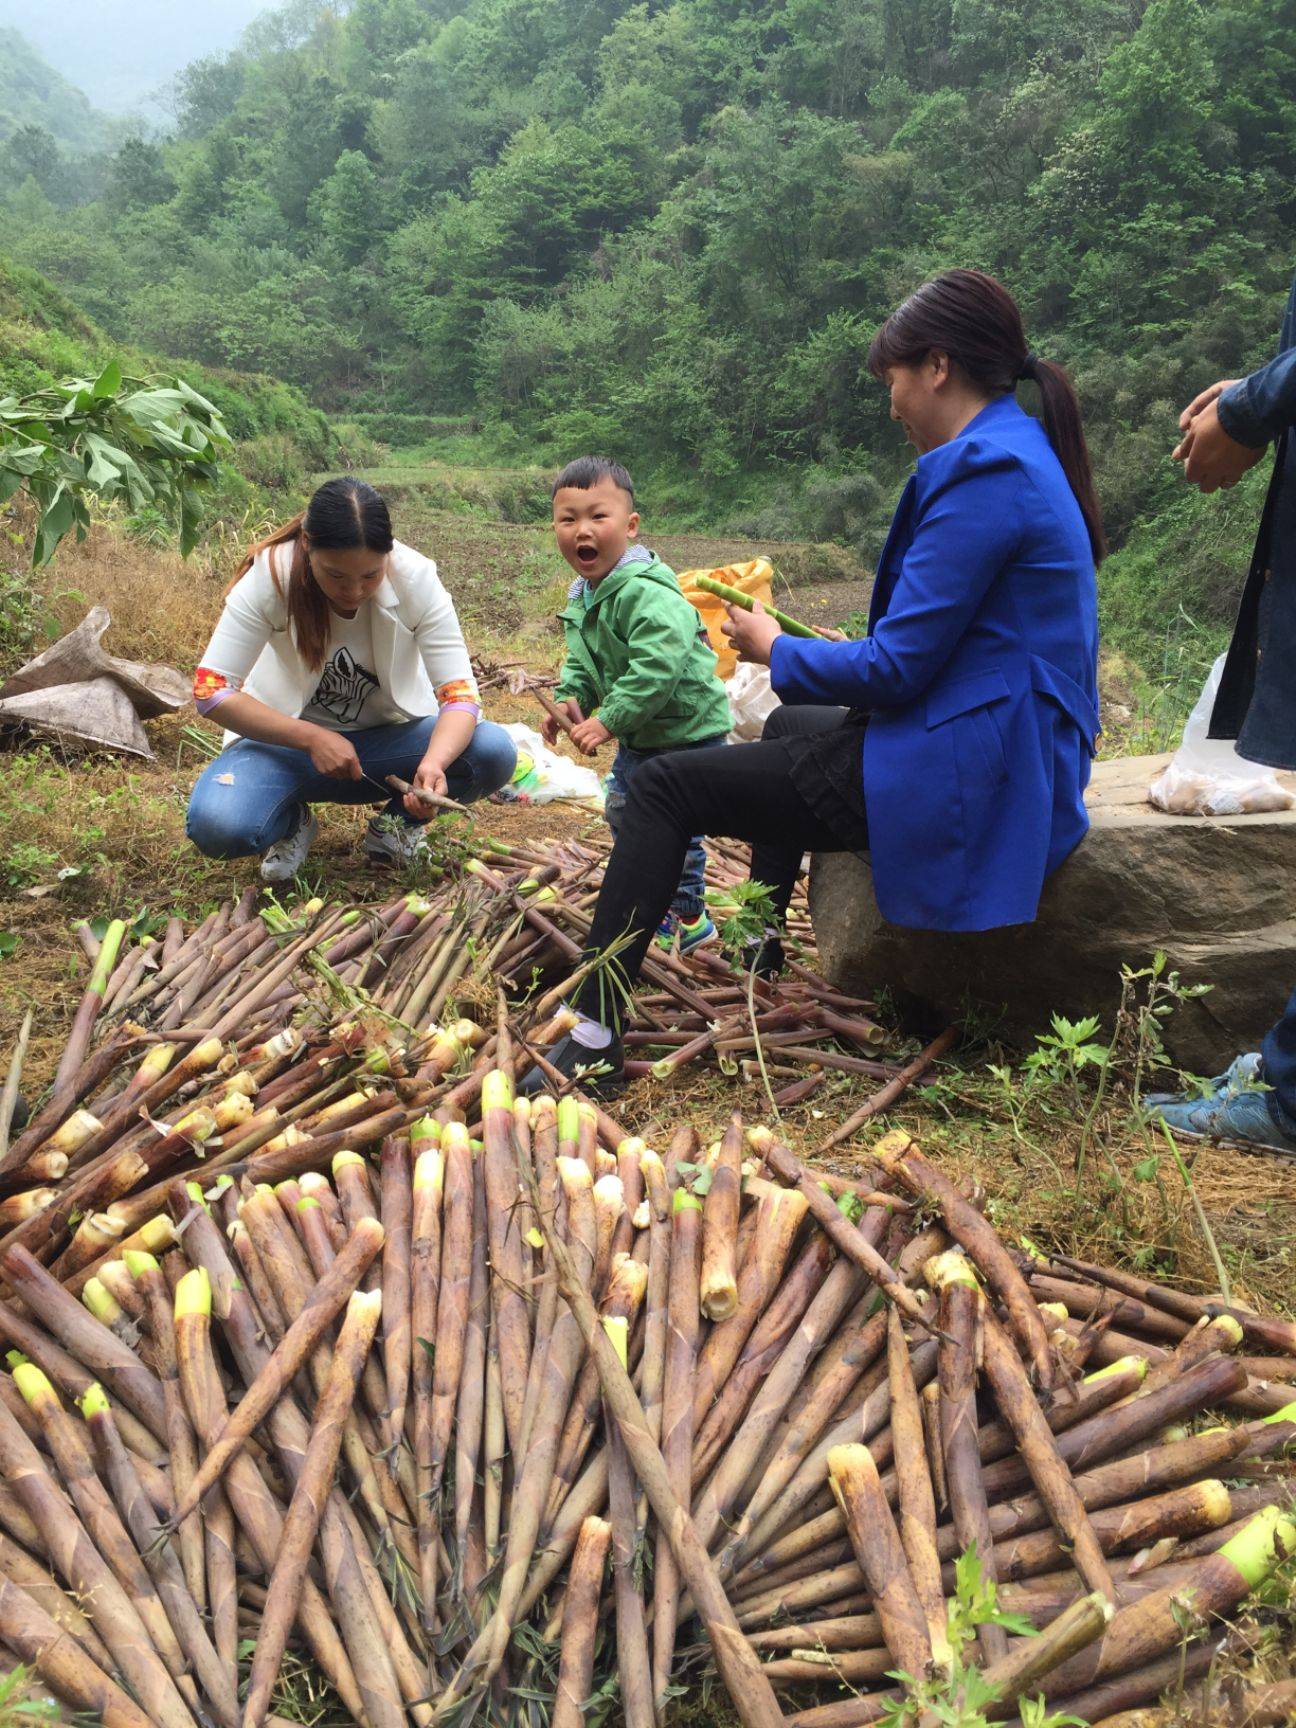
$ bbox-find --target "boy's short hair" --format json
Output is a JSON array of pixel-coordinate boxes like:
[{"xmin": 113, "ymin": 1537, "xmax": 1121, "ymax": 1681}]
[{"xmin": 551, "ymin": 455, "xmax": 635, "ymax": 504}]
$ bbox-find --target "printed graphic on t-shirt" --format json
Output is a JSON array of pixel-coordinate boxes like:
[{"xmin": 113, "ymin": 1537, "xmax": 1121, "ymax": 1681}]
[{"xmin": 308, "ymin": 647, "xmax": 380, "ymax": 726}]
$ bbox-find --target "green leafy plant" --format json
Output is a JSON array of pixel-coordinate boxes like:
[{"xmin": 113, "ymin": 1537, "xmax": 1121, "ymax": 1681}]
[
  {"xmin": 0, "ymin": 1663, "xmax": 61, "ymax": 1721},
  {"xmin": 1024, "ymin": 1013, "xmax": 1109, "ymax": 1093},
  {"xmin": 0, "ymin": 361, "xmax": 232, "ymax": 565},
  {"xmin": 3, "ymin": 840, "xmax": 61, "ymax": 888},
  {"xmin": 708, "ymin": 878, "xmax": 778, "ymax": 967},
  {"xmin": 0, "ymin": 931, "xmax": 18, "ymax": 960},
  {"xmin": 879, "ymin": 1546, "xmax": 1084, "ymax": 1728}
]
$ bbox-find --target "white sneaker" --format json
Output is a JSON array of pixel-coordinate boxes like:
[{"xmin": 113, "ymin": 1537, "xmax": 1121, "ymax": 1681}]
[
  {"xmin": 363, "ymin": 815, "xmax": 429, "ymax": 868},
  {"xmin": 260, "ymin": 808, "xmax": 317, "ymax": 884}
]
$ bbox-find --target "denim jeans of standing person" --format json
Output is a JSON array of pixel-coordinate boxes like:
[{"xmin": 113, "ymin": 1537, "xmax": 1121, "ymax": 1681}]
[
  {"xmin": 1210, "ymin": 269, "xmax": 1296, "ymax": 768},
  {"xmin": 1262, "ymin": 985, "xmax": 1296, "ymax": 1136},
  {"xmin": 603, "ymin": 732, "xmax": 728, "ymax": 921},
  {"xmin": 186, "ymin": 715, "xmax": 517, "ymax": 858}
]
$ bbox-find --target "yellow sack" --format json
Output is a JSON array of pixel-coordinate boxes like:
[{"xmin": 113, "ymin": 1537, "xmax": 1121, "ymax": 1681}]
[{"xmin": 678, "ymin": 557, "xmax": 774, "ymax": 681}]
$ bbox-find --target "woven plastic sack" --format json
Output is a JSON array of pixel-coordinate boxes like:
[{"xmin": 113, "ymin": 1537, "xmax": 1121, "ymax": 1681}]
[
  {"xmin": 0, "ymin": 606, "xmax": 188, "ymax": 759},
  {"xmin": 677, "ymin": 557, "xmax": 774, "ymax": 680},
  {"xmin": 1148, "ymin": 654, "xmax": 1295, "ymax": 816}
]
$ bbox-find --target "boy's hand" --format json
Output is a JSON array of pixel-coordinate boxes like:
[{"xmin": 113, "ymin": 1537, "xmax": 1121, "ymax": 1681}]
[
  {"xmin": 570, "ymin": 716, "xmax": 612, "ymax": 756},
  {"xmin": 721, "ymin": 598, "xmax": 782, "ymax": 666},
  {"xmin": 542, "ymin": 697, "xmax": 584, "ymax": 747}
]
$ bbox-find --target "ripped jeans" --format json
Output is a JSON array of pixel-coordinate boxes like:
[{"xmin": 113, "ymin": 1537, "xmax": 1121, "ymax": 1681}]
[{"xmin": 604, "ymin": 733, "xmax": 728, "ymax": 922}]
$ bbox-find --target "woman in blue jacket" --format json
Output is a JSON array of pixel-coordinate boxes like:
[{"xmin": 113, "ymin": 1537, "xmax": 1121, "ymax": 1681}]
[{"xmin": 525, "ymin": 269, "xmax": 1104, "ymax": 1093}]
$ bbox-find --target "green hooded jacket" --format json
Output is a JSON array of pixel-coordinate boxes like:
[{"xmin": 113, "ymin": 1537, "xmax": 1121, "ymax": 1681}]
[{"xmin": 553, "ymin": 552, "xmax": 731, "ymax": 750}]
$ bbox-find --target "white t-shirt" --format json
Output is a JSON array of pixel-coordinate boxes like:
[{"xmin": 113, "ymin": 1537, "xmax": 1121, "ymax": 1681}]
[{"xmin": 299, "ymin": 605, "xmax": 407, "ymax": 731}]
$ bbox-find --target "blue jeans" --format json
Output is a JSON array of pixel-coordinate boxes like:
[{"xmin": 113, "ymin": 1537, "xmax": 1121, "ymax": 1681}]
[
  {"xmin": 186, "ymin": 717, "xmax": 517, "ymax": 859},
  {"xmin": 604, "ymin": 734, "xmax": 728, "ymax": 921},
  {"xmin": 1262, "ymin": 985, "xmax": 1296, "ymax": 1135}
]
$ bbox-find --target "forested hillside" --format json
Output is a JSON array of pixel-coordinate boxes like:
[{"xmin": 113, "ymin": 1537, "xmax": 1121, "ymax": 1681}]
[
  {"xmin": 0, "ymin": 29, "xmax": 111, "ymax": 151},
  {"xmin": 0, "ymin": 251, "xmax": 338, "ymax": 543},
  {"xmin": 1, "ymin": 0, "xmax": 1293, "ymax": 674}
]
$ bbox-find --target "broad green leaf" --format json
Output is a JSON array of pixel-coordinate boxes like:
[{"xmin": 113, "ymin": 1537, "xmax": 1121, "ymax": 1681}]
[
  {"xmin": 0, "ymin": 443, "xmax": 49, "ymax": 476},
  {"xmin": 92, "ymin": 360, "xmax": 123, "ymax": 399}
]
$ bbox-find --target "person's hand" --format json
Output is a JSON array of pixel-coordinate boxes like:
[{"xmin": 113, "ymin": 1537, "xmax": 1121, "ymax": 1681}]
[
  {"xmin": 306, "ymin": 728, "xmax": 362, "ymax": 780},
  {"xmin": 1173, "ymin": 397, "xmax": 1266, "ymax": 494},
  {"xmin": 405, "ymin": 754, "xmax": 450, "ymax": 816},
  {"xmin": 721, "ymin": 598, "xmax": 782, "ymax": 666},
  {"xmin": 570, "ymin": 716, "xmax": 611, "ymax": 756},
  {"xmin": 541, "ymin": 697, "xmax": 584, "ymax": 747},
  {"xmin": 814, "ymin": 624, "xmax": 848, "ymax": 642},
  {"xmin": 1177, "ymin": 379, "xmax": 1238, "ymax": 431}
]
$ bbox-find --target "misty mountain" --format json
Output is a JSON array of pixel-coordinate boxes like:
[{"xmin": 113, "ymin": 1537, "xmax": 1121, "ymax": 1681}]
[
  {"xmin": 0, "ymin": 0, "xmax": 271, "ymax": 117},
  {"xmin": 0, "ymin": 27, "xmax": 109, "ymax": 150}
]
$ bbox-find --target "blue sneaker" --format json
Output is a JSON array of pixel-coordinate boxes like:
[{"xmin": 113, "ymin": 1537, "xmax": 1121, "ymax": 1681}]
[
  {"xmin": 677, "ymin": 911, "xmax": 717, "ymax": 955},
  {"xmin": 1145, "ymin": 1086, "xmax": 1296, "ymax": 1158},
  {"xmin": 1143, "ymin": 1052, "xmax": 1262, "ymax": 1111},
  {"xmin": 655, "ymin": 912, "xmax": 717, "ymax": 955}
]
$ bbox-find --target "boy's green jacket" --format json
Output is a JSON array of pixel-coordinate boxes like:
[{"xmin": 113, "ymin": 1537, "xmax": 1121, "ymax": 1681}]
[{"xmin": 554, "ymin": 552, "xmax": 732, "ymax": 750}]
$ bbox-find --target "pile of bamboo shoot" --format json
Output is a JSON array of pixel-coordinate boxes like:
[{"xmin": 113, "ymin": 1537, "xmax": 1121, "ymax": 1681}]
[
  {"xmin": 0, "ymin": 1054, "xmax": 1291, "ymax": 1725},
  {"xmin": 0, "ymin": 866, "xmax": 1292, "ymax": 1727}
]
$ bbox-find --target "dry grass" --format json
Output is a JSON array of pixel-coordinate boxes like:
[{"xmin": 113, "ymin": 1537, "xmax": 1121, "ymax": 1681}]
[{"xmin": 45, "ymin": 521, "xmax": 231, "ymax": 670}]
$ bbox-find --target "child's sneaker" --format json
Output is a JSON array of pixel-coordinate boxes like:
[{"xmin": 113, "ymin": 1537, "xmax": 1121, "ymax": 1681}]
[
  {"xmin": 677, "ymin": 911, "xmax": 717, "ymax": 954},
  {"xmin": 363, "ymin": 815, "xmax": 429, "ymax": 868},
  {"xmin": 260, "ymin": 807, "xmax": 317, "ymax": 884},
  {"xmin": 654, "ymin": 911, "xmax": 717, "ymax": 955}
]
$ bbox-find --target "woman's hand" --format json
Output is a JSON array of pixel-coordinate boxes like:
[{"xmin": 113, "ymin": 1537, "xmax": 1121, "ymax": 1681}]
[
  {"xmin": 407, "ymin": 753, "xmax": 450, "ymax": 815},
  {"xmin": 814, "ymin": 624, "xmax": 848, "ymax": 642},
  {"xmin": 721, "ymin": 598, "xmax": 782, "ymax": 666},
  {"xmin": 541, "ymin": 697, "xmax": 584, "ymax": 747},
  {"xmin": 306, "ymin": 728, "xmax": 362, "ymax": 780}
]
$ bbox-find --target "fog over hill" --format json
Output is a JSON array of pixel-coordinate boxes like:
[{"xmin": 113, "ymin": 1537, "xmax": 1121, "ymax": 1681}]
[
  {"xmin": 0, "ymin": 0, "xmax": 270, "ymax": 117},
  {"xmin": 0, "ymin": 27, "xmax": 109, "ymax": 150}
]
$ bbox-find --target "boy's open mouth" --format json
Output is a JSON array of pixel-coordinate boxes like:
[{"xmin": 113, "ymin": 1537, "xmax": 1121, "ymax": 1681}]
[{"xmin": 576, "ymin": 545, "xmax": 598, "ymax": 565}]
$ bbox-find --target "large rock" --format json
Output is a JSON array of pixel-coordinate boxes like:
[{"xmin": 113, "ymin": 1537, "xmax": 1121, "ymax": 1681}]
[{"xmin": 808, "ymin": 754, "xmax": 1296, "ymax": 1075}]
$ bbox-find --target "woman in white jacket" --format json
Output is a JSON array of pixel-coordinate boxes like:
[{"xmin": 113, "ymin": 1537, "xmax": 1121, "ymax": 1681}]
[{"xmin": 187, "ymin": 477, "xmax": 516, "ymax": 882}]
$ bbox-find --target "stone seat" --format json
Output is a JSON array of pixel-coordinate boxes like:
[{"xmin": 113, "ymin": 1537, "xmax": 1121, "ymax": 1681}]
[{"xmin": 808, "ymin": 754, "xmax": 1296, "ymax": 1074}]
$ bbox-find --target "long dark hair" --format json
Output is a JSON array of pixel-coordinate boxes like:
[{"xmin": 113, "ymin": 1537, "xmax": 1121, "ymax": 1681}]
[
  {"xmin": 232, "ymin": 477, "xmax": 395, "ymax": 669},
  {"xmin": 868, "ymin": 269, "xmax": 1105, "ymax": 563}
]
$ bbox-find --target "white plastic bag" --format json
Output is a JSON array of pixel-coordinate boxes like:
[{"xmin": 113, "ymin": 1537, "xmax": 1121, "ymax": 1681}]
[
  {"xmin": 492, "ymin": 723, "xmax": 604, "ymax": 807},
  {"xmin": 1148, "ymin": 655, "xmax": 1295, "ymax": 816},
  {"xmin": 727, "ymin": 662, "xmax": 780, "ymax": 743}
]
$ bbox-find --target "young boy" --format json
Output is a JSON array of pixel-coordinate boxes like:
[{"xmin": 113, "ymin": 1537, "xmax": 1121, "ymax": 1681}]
[{"xmin": 542, "ymin": 455, "xmax": 731, "ymax": 955}]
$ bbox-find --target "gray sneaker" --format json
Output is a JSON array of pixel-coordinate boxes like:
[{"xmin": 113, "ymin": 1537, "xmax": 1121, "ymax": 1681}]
[
  {"xmin": 260, "ymin": 808, "xmax": 317, "ymax": 884},
  {"xmin": 363, "ymin": 815, "xmax": 429, "ymax": 868}
]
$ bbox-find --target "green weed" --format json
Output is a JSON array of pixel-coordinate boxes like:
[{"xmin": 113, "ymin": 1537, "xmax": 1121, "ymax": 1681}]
[{"xmin": 878, "ymin": 1547, "xmax": 1085, "ymax": 1728}]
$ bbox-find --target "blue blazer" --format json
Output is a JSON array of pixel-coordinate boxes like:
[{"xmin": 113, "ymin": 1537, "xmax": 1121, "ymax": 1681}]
[{"xmin": 770, "ymin": 395, "xmax": 1100, "ymax": 932}]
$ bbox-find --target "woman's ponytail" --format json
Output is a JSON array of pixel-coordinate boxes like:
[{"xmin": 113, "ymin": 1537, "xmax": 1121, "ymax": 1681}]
[
  {"xmin": 1028, "ymin": 358, "xmax": 1105, "ymax": 564},
  {"xmin": 869, "ymin": 269, "xmax": 1106, "ymax": 565}
]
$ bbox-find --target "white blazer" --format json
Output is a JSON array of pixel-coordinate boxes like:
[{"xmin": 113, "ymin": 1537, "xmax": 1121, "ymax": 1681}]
[{"xmin": 200, "ymin": 539, "xmax": 477, "ymax": 739}]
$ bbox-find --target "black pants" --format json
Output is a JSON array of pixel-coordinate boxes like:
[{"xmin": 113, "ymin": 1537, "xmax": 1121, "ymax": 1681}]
[{"xmin": 574, "ymin": 704, "xmax": 863, "ymax": 1024}]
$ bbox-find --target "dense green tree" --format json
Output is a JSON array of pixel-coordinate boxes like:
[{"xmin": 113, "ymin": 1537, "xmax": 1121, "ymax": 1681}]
[{"xmin": 0, "ymin": 0, "xmax": 1290, "ymax": 661}]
